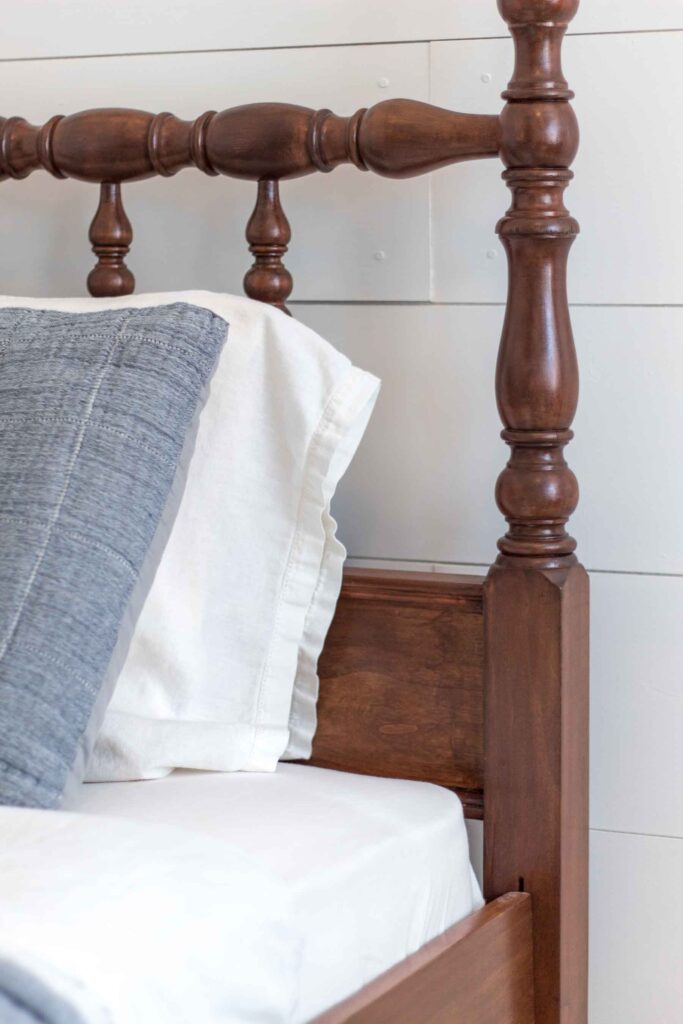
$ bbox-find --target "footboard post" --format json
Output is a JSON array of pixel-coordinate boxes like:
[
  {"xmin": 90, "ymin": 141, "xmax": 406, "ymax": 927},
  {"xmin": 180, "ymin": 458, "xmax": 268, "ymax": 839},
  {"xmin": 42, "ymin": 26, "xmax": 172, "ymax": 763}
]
[{"xmin": 485, "ymin": 3, "xmax": 588, "ymax": 1024}]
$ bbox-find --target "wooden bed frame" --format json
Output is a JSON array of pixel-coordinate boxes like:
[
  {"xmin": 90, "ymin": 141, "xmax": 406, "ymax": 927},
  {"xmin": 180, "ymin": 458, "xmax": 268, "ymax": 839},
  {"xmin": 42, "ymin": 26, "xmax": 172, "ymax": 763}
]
[{"xmin": 0, "ymin": 1, "xmax": 588, "ymax": 1021}]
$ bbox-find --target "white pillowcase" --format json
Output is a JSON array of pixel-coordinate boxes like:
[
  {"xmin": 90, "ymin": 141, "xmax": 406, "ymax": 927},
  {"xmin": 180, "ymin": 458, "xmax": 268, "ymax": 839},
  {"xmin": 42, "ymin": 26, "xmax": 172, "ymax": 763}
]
[{"xmin": 0, "ymin": 291, "xmax": 379, "ymax": 780}]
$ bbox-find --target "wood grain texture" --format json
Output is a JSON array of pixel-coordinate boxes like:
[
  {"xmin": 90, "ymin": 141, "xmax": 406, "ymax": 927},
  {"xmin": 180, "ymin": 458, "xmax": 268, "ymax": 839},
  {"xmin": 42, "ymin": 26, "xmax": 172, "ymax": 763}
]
[
  {"xmin": 484, "ymin": 6, "xmax": 589, "ymax": 1024},
  {"xmin": 312, "ymin": 569, "xmax": 485, "ymax": 817},
  {"xmin": 244, "ymin": 178, "xmax": 293, "ymax": 312},
  {"xmin": 312, "ymin": 893, "xmax": 534, "ymax": 1024},
  {"xmin": 0, "ymin": 96, "xmax": 497, "ymax": 304},
  {"xmin": 485, "ymin": 565, "xmax": 589, "ymax": 1024},
  {"xmin": 87, "ymin": 181, "xmax": 134, "ymax": 297},
  {"xmin": 495, "ymin": 0, "xmax": 580, "ymax": 570},
  {"xmin": 0, "ymin": 100, "xmax": 499, "ymax": 184}
]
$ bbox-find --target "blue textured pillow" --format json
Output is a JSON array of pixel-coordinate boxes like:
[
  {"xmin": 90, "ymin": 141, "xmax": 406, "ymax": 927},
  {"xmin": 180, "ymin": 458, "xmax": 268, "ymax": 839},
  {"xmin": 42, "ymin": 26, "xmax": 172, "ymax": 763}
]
[{"xmin": 0, "ymin": 303, "xmax": 226, "ymax": 808}]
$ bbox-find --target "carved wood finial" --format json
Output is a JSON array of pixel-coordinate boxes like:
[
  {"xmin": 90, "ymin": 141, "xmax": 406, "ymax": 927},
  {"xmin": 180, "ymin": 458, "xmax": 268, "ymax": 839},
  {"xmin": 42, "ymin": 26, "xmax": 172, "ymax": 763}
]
[
  {"xmin": 243, "ymin": 178, "xmax": 293, "ymax": 313},
  {"xmin": 87, "ymin": 182, "xmax": 135, "ymax": 297},
  {"xmin": 494, "ymin": 0, "xmax": 580, "ymax": 569}
]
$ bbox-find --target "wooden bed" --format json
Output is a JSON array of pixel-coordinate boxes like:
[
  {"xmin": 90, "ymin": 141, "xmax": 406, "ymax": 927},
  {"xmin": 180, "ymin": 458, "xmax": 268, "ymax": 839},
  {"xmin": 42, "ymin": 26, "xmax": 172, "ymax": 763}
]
[{"xmin": 0, "ymin": 1, "xmax": 588, "ymax": 1021}]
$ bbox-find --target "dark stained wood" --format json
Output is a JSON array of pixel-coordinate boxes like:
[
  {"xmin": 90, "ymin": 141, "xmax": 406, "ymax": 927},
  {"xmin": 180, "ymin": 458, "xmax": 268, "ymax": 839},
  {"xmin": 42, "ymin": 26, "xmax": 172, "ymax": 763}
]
[
  {"xmin": 494, "ymin": 0, "xmax": 580, "ymax": 570},
  {"xmin": 87, "ymin": 182, "xmax": 134, "ymax": 297},
  {"xmin": 357, "ymin": 100, "xmax": 501, "ymax": 178},
  {"xmin": 0, "ymin": 100, "xmax": 499, "ymax": 184},
  {"xmin": 244, "ymin": 179, "xmax": 293, "ymax": 313},
  {"xmin": 312, "ymin": 569, "xmax": 484, "ymax": 816},
  {"xmin": 312, "ymin": 893, "xmax": 535, "ymax": 1024},
  {"xmin": 485, "ymin": 565, "xmax": 588, "ymax": 1024},
  {"xmin": 0, "ymin": 4, "xmax": 591, "ymax": 1020},
  {"xmin": 485, "ymin": 4, "xmax": 588, "ymax": 1024}
]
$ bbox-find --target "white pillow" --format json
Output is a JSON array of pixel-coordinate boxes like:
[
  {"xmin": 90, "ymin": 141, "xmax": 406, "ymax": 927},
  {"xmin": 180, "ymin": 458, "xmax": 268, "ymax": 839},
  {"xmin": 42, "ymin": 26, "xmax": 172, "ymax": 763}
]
[{"xmin": 0, "ymin": 292, "xmax": 379, "ymax": 780}]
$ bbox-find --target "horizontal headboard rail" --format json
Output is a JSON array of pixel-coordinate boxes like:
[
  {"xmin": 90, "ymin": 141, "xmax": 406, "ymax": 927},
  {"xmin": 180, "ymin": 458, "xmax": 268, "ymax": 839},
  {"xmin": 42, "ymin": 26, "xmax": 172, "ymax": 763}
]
[{"xmin": 0, "ymin": 101, "xmax": 500, "ymax": 184}]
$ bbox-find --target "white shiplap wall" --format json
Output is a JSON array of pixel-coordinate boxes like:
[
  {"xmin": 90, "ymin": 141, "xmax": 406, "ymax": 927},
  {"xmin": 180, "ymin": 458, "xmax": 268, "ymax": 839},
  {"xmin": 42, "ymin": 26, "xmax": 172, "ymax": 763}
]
[{"xmin": 3, "ymin": 4, "xmax": 682, "ymax": 1020}]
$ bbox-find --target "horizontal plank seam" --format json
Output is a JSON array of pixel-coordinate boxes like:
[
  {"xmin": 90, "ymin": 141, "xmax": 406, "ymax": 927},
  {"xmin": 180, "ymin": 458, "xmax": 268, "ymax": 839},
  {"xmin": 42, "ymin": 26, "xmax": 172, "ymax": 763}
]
[
  {"xmin": 591, "ymin": 826, "xmax": 683, "ymax": 843},
  {"xmin": 0, "ymin": 26, "xmax": 680, "ymax": 64},
  {"xmin": 349, "ymin": 558, "xmax": 683, "ymax": 581},
  {"xmin": 290, "ymin": 301, "xmax": 683, "ymax": 310}
]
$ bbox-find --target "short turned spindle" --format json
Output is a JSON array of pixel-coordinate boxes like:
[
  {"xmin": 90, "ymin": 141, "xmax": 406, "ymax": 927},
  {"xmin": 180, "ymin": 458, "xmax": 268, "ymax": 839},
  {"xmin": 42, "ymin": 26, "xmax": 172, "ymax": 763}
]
[
  {"xmin": 244, "ymin": 179, "xmax": 293, "ymax": 313},
  {"xmin": 87, "ymin": 182, "xmax": 135, "ymax": 298}
]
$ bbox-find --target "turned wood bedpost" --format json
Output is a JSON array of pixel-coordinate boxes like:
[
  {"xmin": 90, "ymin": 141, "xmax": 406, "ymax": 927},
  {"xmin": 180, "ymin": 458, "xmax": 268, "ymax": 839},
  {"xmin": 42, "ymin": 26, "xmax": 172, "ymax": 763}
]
[{"xmin": 484, "ymin": 3, "xmax": 588, "ymax": 1024}]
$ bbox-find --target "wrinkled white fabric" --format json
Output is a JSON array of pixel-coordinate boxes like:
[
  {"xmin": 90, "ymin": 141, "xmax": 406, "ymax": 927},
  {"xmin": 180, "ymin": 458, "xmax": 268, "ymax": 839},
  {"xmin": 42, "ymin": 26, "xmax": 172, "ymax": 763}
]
[
  {"xmin": 0, "ymin": 804, "xmax": 302, "ymax": 1023},
  {"xmin": 76, "ymin": 764, "xmax": 484, "ymax": 1022},
  {"xmin": 0, "ymin": 292, "xmax": 379, "ymax": 780}
]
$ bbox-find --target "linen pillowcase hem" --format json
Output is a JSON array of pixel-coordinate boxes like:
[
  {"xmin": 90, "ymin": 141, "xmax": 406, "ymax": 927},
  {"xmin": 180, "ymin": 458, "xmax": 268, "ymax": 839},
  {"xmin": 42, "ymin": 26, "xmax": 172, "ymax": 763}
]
[
  {"xmin": 86, "ymin": 362, "xmax": 379, "ymax": 778},
  {"xmin": 282, "ymin": 368, "xmax": 379, "ymax": 761},
  {"xmin": 63, "ymin": 373, "xmax": 216, "ymax": 804},
  {"xmin": 0, "ymin": 293, "xmax": 378, "ymax": 783},
  {"xmin": 249, "ymin": 364, "xmax": 380, "ymax": 770}
]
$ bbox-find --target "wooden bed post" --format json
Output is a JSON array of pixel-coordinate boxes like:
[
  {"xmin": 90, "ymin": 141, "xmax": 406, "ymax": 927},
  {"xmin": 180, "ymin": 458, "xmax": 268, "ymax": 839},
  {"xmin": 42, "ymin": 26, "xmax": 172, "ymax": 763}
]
[{"xmin": 484, "ymin": 2, "xmax": 588, "ymax": 1024}]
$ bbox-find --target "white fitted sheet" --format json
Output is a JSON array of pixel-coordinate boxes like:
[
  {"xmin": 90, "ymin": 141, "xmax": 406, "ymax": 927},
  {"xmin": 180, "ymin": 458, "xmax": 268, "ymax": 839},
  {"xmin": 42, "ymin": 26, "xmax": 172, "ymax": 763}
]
[{"xmin": 76, "ymin": 763, "xmax": 483, "ymax": 1021}]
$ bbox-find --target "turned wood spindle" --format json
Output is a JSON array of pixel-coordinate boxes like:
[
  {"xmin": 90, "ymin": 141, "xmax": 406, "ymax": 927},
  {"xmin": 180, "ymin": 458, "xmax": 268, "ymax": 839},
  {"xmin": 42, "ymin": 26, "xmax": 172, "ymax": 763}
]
[
  {"xmin": 493, "ymin": 0, "xmax": 581, "ymax": 569},
  {"xmin": 485, "ymin": 6, "xmax": 588, "ymax": 1024},
  {"xmin": 244, "ymin": 178, "xmax": 293, "ymax": 313},
  {"xmin": 87, "ymin": 182, "xmax": 135, "ymax": 298}
]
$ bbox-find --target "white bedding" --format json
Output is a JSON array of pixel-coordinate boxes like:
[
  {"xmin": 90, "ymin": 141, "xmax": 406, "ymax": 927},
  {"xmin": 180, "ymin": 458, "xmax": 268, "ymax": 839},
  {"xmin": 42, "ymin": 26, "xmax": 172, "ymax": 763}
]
[
  {"xmin": 2, "ymin": 765, "xmax": 482, "ymax": 1023},
  {"xmin": 0, "ymin": 292, "xmax": 380, "ymax": 788}
]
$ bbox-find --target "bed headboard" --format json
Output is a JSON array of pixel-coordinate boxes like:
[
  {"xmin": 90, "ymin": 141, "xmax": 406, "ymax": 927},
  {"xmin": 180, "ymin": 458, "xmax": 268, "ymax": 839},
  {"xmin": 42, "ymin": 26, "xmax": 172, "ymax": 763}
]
[
  {"xmin": 0, "ymin": 100, "xmax": 500, "ymax": 309},
  {"xmin": 0, "ymin": 3, "xmax": 587, "ymax": 1022}
]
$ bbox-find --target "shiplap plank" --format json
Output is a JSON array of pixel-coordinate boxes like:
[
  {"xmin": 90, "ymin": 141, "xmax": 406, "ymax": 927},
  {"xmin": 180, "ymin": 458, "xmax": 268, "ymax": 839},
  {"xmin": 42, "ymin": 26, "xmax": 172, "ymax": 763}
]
[
  {"xmin": 430, "ymin": 31, "xmax": 683, "ymax": 305},
  {"xmin": 295, "ymin": 303, "xmax": 683, "ymax": 575},
  {"xmin": 0, "ymin": 2, "xmax": 680, "ymax": 60},
  {"xmin": 0, "ymin": 1, "xmax": 459, "ymax": 58},
  {"xmin": 590, "ymin": 573, "xmax": 683, "ymax": 838},
  {"xmin": 589, "ymin": 830, "xmax": 683, "ymax": 1022},
  {"xmin": 0, "ymin": 45, "xmax": 430, "ymax": 301}
]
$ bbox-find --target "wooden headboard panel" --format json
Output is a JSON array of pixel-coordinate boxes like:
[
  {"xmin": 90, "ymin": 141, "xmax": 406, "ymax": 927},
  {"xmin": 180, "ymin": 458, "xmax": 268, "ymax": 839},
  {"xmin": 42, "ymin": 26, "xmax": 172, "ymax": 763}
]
[{"xmin": 311, "ymin": 569, "xmax": 485, "ymax": 818}]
